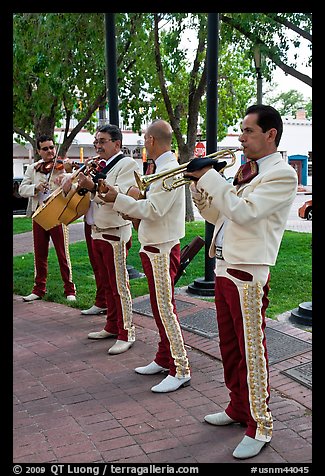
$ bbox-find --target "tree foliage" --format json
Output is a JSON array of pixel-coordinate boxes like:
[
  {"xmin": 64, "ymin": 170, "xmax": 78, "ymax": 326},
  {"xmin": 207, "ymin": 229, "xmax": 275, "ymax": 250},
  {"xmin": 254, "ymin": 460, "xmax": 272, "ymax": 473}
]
[
  {"xmin": 220, "ymin": 12, "xmax": 312, "ymax": 85},
  {"xmin": 13, "ymin": 13, "xmax": 312, "ymax": 219},
  {"xmin": 13, "ymin": 13, "xmax": 312, "ymax": 145},
  {"xmin": 264, "ymin": 89, "xmax": 312, "ymax": 118}
]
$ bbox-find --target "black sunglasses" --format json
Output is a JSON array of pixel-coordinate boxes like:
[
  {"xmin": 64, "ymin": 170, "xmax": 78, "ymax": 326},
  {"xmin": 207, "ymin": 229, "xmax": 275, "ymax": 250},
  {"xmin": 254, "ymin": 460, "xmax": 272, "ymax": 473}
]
[
  {"xmin": 93, "ymin": 139, "xmax": 115, "ymax": 146},
  {"xmin": 40, "ymin": 145, "xmax": 55, "ymax": 151}
]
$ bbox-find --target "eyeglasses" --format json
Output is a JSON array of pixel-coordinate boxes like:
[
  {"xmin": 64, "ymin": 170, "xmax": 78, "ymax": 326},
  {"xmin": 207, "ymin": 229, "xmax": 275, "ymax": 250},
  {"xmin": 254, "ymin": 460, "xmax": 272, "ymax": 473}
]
[
  {"xmin": 93, "ymin": 139, "xmax": 115, "ymax": 146},
  {"xmin": 40, "ymin": 145, "xmax": 55, "ymax": 151}
]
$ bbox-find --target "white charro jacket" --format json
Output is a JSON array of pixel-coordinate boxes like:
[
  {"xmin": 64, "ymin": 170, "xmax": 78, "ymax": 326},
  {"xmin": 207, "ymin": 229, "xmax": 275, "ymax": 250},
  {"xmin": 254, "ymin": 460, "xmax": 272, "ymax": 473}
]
[
  {"xmin": 190, "ymin": 152, "xmax": 298, "ymax": 266},
  {"xmin": 18, "ymin": 160, "xmax": 66, "ymax": 213},
  {"xmin": 91, "ymin": 155, "xmax": 140, "ymax": 230},
  {"xmin": 113, "ymin": 151, "xmax": 185, "ymax": 246}
]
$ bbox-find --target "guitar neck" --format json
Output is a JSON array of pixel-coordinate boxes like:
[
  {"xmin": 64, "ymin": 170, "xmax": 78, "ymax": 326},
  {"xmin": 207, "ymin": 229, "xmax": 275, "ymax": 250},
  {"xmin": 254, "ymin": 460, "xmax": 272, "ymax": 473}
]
[
  {"xmin": 43, "ymin": 163, "xmax": 88, "ymax": 203},
  {"xmin": 71, "ymin": 163, "xmax": 87, "ymax": 181}
]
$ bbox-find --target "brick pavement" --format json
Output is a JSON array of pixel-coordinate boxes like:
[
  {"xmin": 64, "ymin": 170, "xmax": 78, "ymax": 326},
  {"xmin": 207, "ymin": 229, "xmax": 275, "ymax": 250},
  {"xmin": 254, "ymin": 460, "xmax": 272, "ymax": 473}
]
[
  {"xmin": 13, "ymin": 293, "xmax": 312, "ymax": 465},
  {"xmin": 13, "ymin": 197, "xmax": 312, "ymax": 465}
]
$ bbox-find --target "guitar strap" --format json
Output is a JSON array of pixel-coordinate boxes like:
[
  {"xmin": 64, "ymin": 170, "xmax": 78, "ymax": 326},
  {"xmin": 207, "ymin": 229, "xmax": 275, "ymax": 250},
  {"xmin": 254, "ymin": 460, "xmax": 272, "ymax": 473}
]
[{"xmin": 93, "ymin": 153, "xmax": 125, "ymax": 183}]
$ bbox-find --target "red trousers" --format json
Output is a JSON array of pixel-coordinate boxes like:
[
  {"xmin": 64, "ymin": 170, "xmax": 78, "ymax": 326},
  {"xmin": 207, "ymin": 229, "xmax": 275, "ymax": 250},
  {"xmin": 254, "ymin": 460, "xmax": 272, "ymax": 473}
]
[
  {"xmin": 214, "ymin": 260, "xmax": 272, "ymax": 442},
  {"xmin": 31, "ymin": 220, "xmax": 75, "ymax": 297},
  {"xmin": 84, "ymin": 222, "xmax": 107, "ymax": 308},
  {"xmin": 93, "ymin": 237, "xmax": 135, "ymax": 342},
  {"xmin": 140, "ymin": 244, "xmax": 190, "ymax": 378}
]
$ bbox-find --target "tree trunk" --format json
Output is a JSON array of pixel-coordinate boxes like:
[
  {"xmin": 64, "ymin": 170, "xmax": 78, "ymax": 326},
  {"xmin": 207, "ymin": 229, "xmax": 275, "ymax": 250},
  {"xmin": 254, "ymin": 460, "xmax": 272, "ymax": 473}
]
[
  {"xmin": 178, "ymin": 149, "xmax": 194, "ymax": 222},
  {"xmin": 185, "ymin": 185, "xmax": 194, "ymax": 222}
]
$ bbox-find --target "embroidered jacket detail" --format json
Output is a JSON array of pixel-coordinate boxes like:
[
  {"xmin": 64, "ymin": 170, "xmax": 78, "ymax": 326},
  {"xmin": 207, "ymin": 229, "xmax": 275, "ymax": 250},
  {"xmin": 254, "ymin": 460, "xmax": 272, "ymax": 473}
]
[
  {"xmin": 151, "ymin": 253, "xmax": 190, "ymax": 378},
  {"xmin": 62, "ymin": 224, "xmax": 74, "ymax": 285},
  {"xmin": 242, "ymin": 282, "xmax": 273, "ymax": 442},
  {"xmin": 112, "ymin": 241, "xmax": 135, "ymax": 342}
]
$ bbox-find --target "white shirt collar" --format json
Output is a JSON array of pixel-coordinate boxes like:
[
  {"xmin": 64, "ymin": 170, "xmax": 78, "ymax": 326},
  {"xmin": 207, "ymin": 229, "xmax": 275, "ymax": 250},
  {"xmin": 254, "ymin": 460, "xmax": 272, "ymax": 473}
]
[
  {"xmin": 256, "ymin": 151, "xmax": 280, "ymax": 166},
  {"xmin": 155, "ymin": 151, "xmax": 176, "ymax": 170}
]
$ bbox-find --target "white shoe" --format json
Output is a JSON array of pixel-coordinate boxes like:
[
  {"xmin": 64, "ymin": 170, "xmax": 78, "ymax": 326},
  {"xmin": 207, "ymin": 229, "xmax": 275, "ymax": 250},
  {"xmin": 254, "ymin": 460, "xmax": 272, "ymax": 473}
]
[
  {"xmin": 151, "ymin": 375, "xmax": 191, "ymax": 393},
  {"xmin": 108, "ymin": 340, "xmax": 133, "ymax": 355},
  {"xmin": 66, "ymin": 295, "xmax": 76, "ymax": 301},
  {"xmin": 88, "ymin": 329, "xmax": 117, "ymax": 339},
  {"xmin": 135, "ymin": 361, "xmax": 169, "ymax": 375},
  {"xmin": 81, "ymin": 305, "xmax": 107, "ymax": 315},
  {"xmin": 233, "ymin": 436, "xmax": 267, "ymax": 459},
  {"xmin": 23, "ymin": 293, "xmax": 41, "ymax": 302},
  {"xmin": 204, "ymin": 411, "xmax": 236, "ymax": 426}
]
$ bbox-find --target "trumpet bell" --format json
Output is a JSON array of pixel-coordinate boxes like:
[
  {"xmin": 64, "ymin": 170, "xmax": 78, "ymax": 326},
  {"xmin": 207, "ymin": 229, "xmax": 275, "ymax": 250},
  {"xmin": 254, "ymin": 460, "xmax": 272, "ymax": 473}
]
[
  {"xmin": 134, "ymin": 148, "xmax": 241, "ymax": 193},
  {"xmin": 134, "ymin": 171, "xmax": 153, "ymax": 195}
]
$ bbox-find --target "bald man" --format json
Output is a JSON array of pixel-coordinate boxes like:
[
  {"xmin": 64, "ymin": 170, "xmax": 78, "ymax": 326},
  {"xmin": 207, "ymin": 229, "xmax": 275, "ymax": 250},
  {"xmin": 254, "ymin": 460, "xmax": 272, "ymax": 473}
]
[{"xmin": 99, "ymin": 119, "xmax": 191, "ymax": 393}]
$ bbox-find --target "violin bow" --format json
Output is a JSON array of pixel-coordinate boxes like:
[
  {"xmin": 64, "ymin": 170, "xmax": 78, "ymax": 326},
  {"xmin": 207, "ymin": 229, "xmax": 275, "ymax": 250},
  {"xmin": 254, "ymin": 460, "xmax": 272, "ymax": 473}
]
[{"xmin": 47, "ymin": 130, "xmax": 63, "ymax": 186}]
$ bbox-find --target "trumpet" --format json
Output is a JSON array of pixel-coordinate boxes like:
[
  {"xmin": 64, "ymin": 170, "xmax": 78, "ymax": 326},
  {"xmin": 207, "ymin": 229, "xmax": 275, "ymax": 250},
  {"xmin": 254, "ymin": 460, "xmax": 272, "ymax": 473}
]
[{"xmin": 134, "ymin": 148, "xmax": 241, "ymax": 195}]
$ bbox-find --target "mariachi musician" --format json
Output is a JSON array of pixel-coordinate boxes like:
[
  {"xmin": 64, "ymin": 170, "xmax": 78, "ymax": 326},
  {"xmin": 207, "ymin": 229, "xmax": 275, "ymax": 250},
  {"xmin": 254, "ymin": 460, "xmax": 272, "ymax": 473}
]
[
  {"xmin": 97, "ymin": 119, "xmax": 191, "ymax": 392},
  {"xmin": 186, "ymin": 105, "xmax": 298, "ymax": 459},
  {"xmin": 62, "ymin": 124, "xmax": 140, "ymax": 355},
  {"xmin": 19, "ymin": 135, "xmax": 77, "ymax": 302}
]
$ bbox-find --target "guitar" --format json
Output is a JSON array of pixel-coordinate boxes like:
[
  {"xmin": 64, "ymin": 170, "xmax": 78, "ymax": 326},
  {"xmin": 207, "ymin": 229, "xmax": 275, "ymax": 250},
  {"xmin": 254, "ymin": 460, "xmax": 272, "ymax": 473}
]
[{"xmin": 32, "ymin": 161, "xmax": 97, "ymax": 230}]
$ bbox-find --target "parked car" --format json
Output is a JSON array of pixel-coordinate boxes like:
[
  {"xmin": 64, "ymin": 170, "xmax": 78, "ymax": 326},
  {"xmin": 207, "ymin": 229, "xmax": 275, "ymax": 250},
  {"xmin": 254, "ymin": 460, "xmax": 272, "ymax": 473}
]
[
  {"xmin": 13, "ymin": 177, "xmax": 28, "ymax": 215},
  {"xmin": 298, "ymin": 198, "xmax": 312, "ymax": 221}
]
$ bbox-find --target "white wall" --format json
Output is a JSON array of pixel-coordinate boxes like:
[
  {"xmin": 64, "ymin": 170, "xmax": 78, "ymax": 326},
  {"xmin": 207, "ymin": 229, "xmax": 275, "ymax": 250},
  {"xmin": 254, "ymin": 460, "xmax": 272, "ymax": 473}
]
[
  {"xmin": 13, "ymin": 117, "xmax": 312, "ymax": 183},
  {"xmin": 281, "ymin": 119, "xmax": 312, "ymax": 157},
  {"xmin": 13, "ymin": 129, "xmax": 145, "ymax": 177},
  {"xmin": 209, "ymin": 117, "xmax": 312, "ymax": 182}
]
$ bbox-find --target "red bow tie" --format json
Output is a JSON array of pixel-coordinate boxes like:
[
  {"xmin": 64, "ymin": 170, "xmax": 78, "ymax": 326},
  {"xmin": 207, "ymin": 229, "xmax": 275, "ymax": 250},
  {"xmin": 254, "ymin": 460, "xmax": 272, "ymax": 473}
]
[
  {"xmin": 145, "ymin": 160, "xmax": 156, "ymax": 175},
  {"xmin": 35, "ymin": 160, "xmax": 55, "ymax": 174},
  {"xmin": 96, "ymin": 160, "xmax": 108, "ymax": 172},
  {"xmin": 233, "ymin": 160, "xmax": 258, "ymax": 186}
]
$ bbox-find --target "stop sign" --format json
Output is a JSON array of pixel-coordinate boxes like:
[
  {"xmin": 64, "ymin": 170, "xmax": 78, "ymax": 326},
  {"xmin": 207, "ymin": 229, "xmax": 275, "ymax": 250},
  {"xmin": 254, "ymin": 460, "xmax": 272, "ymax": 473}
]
[{"xmin": 194, "ymin": 141, "xmax": 206, "ymax": 158}]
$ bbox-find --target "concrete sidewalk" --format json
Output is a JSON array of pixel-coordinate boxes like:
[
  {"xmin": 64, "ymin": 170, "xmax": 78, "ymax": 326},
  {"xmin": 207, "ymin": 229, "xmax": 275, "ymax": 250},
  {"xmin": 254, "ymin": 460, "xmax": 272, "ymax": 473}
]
[{"xmin": 13, "ymin": 292, "xmax": 312, "ymax": 464}]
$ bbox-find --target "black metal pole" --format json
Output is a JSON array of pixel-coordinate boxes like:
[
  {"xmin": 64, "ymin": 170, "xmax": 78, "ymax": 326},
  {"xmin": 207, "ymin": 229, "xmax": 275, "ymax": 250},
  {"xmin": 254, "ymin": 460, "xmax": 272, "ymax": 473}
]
[
  {"xmin": 187, "ymin": 13, "xmax": 218, "ymax": 297},
  {"xmin": 104, "ymin": 13, "xmax": 141, "ymax": 279},
  {"xmin": 254, "ymin": 45, "xmax": 263, "ymax": 105},
  {"xmin": 257, "ymin": 69, "xmax": 263, "ymax": 105},
  {"xmin": 105, "ymin": 13, "xmax": 119, "ymax": 126}
]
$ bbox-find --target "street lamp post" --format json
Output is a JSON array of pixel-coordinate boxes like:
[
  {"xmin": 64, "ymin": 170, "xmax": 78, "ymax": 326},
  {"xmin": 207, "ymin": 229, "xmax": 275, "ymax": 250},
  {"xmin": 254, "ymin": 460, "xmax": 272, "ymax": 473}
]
[
  {"xmin": 103, "ymin": 13, "xmax": 142, "ymax": 279},
  {"xmin": 187, "ymin": 12, "xmax": 219, "ymax": 297},
  {"xmin": 254, "ymin": 45, "xmax": 263, "ymax": 104},
  {"xmin": 104, "ymin": 13, "xmax": 119, "ymax": 126}
]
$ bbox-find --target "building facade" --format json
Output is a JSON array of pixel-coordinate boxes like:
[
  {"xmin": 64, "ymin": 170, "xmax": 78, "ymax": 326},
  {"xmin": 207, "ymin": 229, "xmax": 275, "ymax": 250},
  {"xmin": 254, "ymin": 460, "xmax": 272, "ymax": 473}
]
[{"xmin": 13, "ymin": 110, "xmax": 312, "ymax": 185}]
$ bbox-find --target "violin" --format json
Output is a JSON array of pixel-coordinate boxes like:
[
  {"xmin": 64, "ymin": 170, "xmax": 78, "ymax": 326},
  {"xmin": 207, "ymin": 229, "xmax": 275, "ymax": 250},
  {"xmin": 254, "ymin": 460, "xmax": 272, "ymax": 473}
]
[
  {"xmin": 81, "ymin": 157, "xmax": 114, "ymax": 195},
  {"xmin": 61, "ymin": 159, "xmax": 85, "ymax": 173},
  {"xmin": 35, "ymin": 159, "xmax": 58, "ymax": 174},
  {"xmin": 35, "ymin": 157, "xmax": 86, "ymax": 174}
]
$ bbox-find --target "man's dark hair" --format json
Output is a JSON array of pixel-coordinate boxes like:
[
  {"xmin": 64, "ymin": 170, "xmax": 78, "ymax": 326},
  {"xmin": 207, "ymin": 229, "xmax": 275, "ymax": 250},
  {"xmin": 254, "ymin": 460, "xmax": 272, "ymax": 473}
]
[
  {"xmin": 96, "ymin": 124, "xmax": 123, "ymax": 145},
  {"xmin": 36, "ymin": 135, "xmax": 54, "ymax": 150},
  {"xmin": 245, "ymin": 104, "xmax": 283, "ymax": 147}
]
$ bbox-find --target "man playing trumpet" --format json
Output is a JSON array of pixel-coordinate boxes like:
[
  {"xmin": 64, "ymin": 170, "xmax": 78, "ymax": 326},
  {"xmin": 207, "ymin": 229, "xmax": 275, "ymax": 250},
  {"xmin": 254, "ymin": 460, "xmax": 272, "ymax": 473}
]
[
  {"xmin": 99, "ymin": 119, "xmax": 191, "ymax": 393},
  {"xmin": 186, "ymin": 105, "xmax": 298, "ymax": 459}
]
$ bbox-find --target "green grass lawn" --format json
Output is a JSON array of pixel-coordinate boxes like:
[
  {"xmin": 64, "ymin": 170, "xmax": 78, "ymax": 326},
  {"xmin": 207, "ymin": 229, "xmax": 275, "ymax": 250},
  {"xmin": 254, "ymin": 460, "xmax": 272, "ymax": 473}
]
[{"xmin": 13, "ymin": 217, "xmax": 312, "ymax": 320}]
